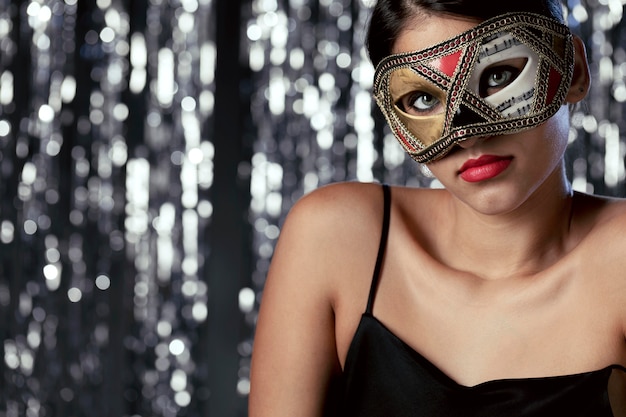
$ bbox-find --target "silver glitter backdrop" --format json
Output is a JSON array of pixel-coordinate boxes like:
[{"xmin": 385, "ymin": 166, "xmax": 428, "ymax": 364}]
[{"xmin": 0, "ymin": 0, "xmax": 624, "ymax": 416}]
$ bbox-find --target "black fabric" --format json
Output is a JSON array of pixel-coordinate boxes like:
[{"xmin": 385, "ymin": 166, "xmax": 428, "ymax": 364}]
[{"xmin": 329, "ymin": 183, "xmax": 626, "ymax": 416}]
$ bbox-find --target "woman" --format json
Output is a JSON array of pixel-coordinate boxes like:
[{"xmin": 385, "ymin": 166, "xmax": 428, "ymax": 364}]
[{"xmin": 249, "ymin": 0, "xmax": 626, "ymax": 415}]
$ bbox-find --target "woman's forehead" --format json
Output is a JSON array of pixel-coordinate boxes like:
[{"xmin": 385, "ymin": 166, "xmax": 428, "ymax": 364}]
[{"xmin": 392, "ymin": 14, "xmax": 482, "ymax": 54}]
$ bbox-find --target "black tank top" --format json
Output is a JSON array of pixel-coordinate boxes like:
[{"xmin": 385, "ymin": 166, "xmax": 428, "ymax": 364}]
[{"xmin": 329, "ymin": 183, "xmax": 626, "ymax": 416}]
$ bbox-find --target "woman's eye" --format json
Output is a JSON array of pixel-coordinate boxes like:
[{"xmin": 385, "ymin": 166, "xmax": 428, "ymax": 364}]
[
  {"xmin": 480, "ymin": 65, "xmax": 522, "ymax": 96},
  {"xmin": 398, "ymin": 92, "xmax": 441, "ymax": 115}
]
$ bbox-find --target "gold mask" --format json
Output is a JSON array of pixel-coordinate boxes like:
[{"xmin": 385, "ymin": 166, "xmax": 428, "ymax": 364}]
[{"xmin": 373, "ymin": 12, "xmax": 574, "ymax": 163}]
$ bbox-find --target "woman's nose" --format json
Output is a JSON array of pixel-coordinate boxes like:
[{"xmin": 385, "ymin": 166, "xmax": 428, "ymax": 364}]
[{"xmin": 457, "ymin": 137, "xmax": 481, "ymax": 149}]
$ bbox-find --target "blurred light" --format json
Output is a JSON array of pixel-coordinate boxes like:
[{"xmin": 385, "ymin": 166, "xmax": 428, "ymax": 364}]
[
  {"xmin": 157, "ymin": 48, "xmax": 175, "ymax": 107},
  {"xmin": 169, "ymin": 339, "xmax": 185, "ymax": 356},
  {"xmin": 238, "ymin": 288, "xmax": 255, "ymax": 313},
  {"xmin": 38, "ymin": 105, "xmax": 55, "ymax": 123},
  {"xmin": 100, "ymin": 27, "xmax": 115, "ymax": 43},
  {"xmin": 95, "ymin": 275, "xmax": 111, "ymax": 290},
  {"xmin": 67, "ymin": 288, "xmax": 82, "ymax": 303}
]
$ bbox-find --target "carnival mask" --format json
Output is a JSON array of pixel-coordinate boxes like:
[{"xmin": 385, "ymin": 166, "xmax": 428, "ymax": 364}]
[{"xmin": 373, "ymin": 12, "xmax": 574, "ymax": 163}]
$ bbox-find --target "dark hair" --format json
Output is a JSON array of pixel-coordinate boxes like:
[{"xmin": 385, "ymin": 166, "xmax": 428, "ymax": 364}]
[{"xmin": 366, "ymin": 0, "xmax": 565, "ymax": 67}]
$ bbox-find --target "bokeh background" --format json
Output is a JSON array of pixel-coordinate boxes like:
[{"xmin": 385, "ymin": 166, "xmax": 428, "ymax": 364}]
[{"xmin": 1, "ymin": 0, "xmax": 625, "ymax": 416}]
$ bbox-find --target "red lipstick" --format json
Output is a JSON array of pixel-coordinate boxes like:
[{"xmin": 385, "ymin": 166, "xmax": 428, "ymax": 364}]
[{"xmin": 458, "ymin": 155, "xmax": 513, "ymax": 182}]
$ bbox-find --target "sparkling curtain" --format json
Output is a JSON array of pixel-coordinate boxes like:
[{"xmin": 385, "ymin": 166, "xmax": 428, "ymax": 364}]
[
  {"xmin": 2, "ymin": 0, "xmax": 218, "ymax": 415},
  {"xmin": 0, "ymin": 0, "xmax": 624, "ymax": 416}
]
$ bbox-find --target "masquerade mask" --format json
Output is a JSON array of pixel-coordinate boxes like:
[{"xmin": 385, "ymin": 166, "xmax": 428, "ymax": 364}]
[{"xmin": 373, "ymin": 12, "xmax": 574, "ymax": 163}]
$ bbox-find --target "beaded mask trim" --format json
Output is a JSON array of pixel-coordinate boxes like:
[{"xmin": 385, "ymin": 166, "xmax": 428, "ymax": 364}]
[{"xmin": 373, "ymin": 12, "xmax": 575, "ymax": 163}]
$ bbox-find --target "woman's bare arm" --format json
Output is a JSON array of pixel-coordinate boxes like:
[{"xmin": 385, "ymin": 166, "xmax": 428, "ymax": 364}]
[{"xmin": 249, "ymin": 187, "xmax": 346, "ymax": 417}]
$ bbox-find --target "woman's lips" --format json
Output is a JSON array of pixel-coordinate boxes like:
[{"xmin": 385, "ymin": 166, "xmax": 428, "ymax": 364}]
[{"xmin": 458, "ymin": 155, "xmax": 513, "ymax": 182}]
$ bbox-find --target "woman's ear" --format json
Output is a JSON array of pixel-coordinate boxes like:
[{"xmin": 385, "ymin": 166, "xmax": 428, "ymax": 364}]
[{"xmin": 565, "ymin": 35, "xmax": 591, "ymax": 103}]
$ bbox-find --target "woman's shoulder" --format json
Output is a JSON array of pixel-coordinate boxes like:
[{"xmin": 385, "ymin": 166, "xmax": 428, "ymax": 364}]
[
  {"xmin": 295, "ymin": 180, "xmax": 442, "ymax": 208},
  {"xmin": 295, "ymin": 181, "xmax": 385, "ymax": 210},
  {"xmin": 275, "ymin": 182, "xmax": 434, "ymax": 284},
  {"xmin": 574, "ymin": 193, "xmax": 626, "ymax": 337},
  {"xmin": 267, "ymin": 182, "xmax": 396, "ymax": 311},
  {"xmin": 575, "ymin": 191, "xmax": 626, "ymax": 229},
  {"xmin": 574, "ymin": 191, "xmax": 626, "ymax": 270},
  {"xmin": 284, "ymin": 182, "xmax": 389, "ymax": 244},
  {"xmin": 288, "ymin": 181, "xmax": 439, "ymax": 231}
]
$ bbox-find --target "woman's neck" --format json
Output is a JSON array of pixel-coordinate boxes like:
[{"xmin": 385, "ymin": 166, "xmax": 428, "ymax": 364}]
[{"xmin": 438, "ymin": 167, "xmax": 575, "ymax": 280}]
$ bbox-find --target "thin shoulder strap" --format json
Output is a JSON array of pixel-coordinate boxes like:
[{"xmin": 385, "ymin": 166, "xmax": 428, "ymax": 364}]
[{"xmin": 365, "ymin": 183, "xmax": 391, "ymax": 315}]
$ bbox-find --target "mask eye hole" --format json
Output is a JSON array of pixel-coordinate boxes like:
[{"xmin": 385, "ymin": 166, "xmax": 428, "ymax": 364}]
[
  {"xmin": 479, "ymin": 58, "xmax": 528, "ymax": 97},
  {"xmin": 396, "ymin": 91, "xmax": 443, "ymax": 116}
]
